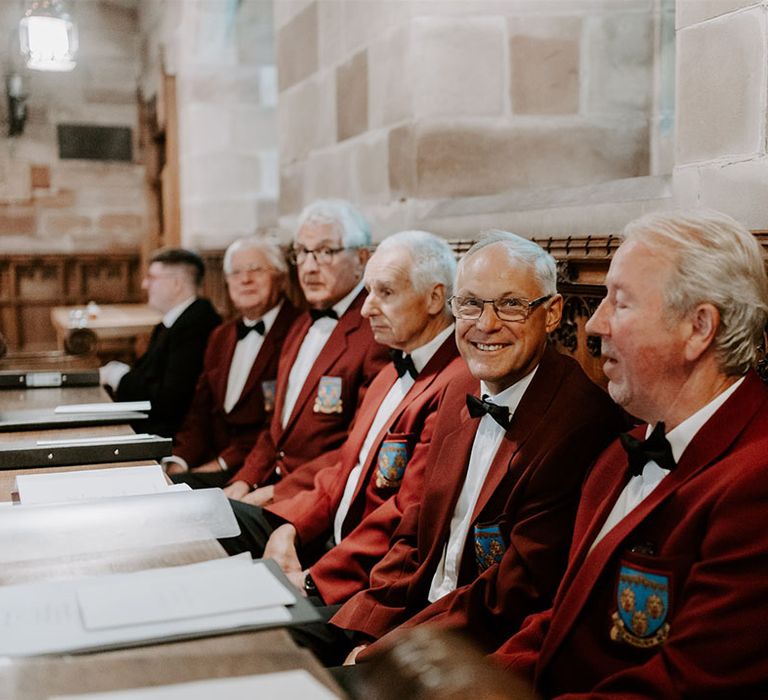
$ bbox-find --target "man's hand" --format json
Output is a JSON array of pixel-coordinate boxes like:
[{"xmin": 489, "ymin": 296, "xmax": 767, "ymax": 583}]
[
  {"xmin": 263, "ymin": 523, "xmax": 301, "ymax": 574},
  {"xmin": 286, "ymin": 568, "xmax": 307, "ymax": 596},
  {"xmin": 344, "ymin": 644, "xmax": 368, "ymax": 665},
  {"xmin": 222, "ymin": 480, "xmax": 251, "ymax": 500},
  {"xmin": 193, "ymin": 459, "xmax": 224, "ymax": 473},
  {"xmin": 241, "ymin": 485, "xmax": 274, "ymax": 506},
  {"xmin": 164, "ymin": 461, "xmax": 186, "ymax": 476}
]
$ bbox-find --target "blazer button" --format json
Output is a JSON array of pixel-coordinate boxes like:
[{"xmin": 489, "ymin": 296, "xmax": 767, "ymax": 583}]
[
  {"xmin": 278, "ymin": 450, "xmax": 285, "ymax": 459},
  {"xmin": 275, "ymin": 465, "xmax": 282, "ymax": 476}
]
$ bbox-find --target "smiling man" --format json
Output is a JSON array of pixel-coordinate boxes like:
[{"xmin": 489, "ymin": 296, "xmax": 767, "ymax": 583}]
[
  {"xmin": 164, "ymin": 235, "xmax": 300, "ymax": 486},
  {"xmin": 223, "ymin": 200, "xmax": 389, "ymax": 502},
  {"xmin": 330, "ymin": 230, "xmax": 624, "ymax": 667},
  {"xmin": 494, "ymin": 210, "xmax": 768, "ymax": 698}
]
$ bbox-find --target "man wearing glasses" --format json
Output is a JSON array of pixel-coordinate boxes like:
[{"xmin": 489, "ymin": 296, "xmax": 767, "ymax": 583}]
[
  {"xmin": 331, "ymin": 230, "xmax": 625, "ymax": 667},
  {"xmin": 224, "ymin": 200, "xmax": 389, "ymax": 503},
  {"xmin": 99, "ymin": 247, "xmax": 221, "ymax": 438},
  {"xmin": 164, "ymin": 235, "xmax": 300, "ymax": 486}
]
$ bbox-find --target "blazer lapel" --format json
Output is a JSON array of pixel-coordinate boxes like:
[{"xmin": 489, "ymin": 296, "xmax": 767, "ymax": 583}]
[
  {"xmin": 538, "ymin": 371, "xmax": 768, "ymax": 671},
  {"xmin": 282, "ymin": 291, "xmax": 365, "ymax": 434},
  {"xmin": 212, "ymin": 324, "xmax": 239, "ymax": 406},
  {"xmin": 469, "ymin": 345, "xmax": 568, "ymax": 522}
]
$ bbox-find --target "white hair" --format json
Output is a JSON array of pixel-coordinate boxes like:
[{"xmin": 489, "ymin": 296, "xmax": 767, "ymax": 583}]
[
  {"xmin": 375, "ymin": 230, "xmax": 456, "ymax": 298},
  {"xmin": 295, "ymin": 199, "xmax": 371, "ymax": 248},
  {"xmin": 623, "ymin": 209, "xmax": 768, "ymax": 375},
  {"xmin": 458, "ymin": 230, "xmax": 558, "ymax": 296},
  {"xmin": 223, "ymin": 234, "xmax": 288, "ymax": 275}
]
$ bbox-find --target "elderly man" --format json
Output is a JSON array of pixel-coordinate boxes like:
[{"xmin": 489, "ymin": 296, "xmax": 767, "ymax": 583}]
[
  {"xmin": 493, "ymin": 211, "xmax": 768, "ymax": 697},
  {"xmin": 332, "ymin": 231, "xmax": 624, "ymax": 667},
  {"xmin": 224, "ymin": 200, "xmax": 388, "ymax": 502},
  {"xmin": 222, "ymin": 231, "xmax": 468, "ymax": 610},
  {"xmin": 164, "ymin": 235, "xmax": 300, "ymax": 487},
  {"xmin": 99, "ymin": 248, "xmax": 221, "ymax": 438}
]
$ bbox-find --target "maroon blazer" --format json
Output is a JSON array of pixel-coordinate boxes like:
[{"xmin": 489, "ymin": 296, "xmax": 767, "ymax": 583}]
[
  {"xmin": 230, "ymin": 290, "xmax": 389, "ymax": 492},
  {"xmin": 172, "ymin": 301, "xmax": 299, "ymax": 471},
  {"xmin": 494, "ymin": 371, "xmax": 768, "ymax": 698},
  {"xmin": 266, "ymin": 334, "xmax": 469, "ymax": 604},
  {"xmin": 333, "ymin": 346, "xmax": 624, "ymax": 655}
]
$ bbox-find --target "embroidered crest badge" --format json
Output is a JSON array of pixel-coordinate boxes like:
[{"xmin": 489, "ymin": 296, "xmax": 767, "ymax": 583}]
[
  {"xmin": 474, "ymin": 523, "xmax": 506, "ymax": 573},
  {"xmin": 375, "ymin": 439, "xmax": 409, "ymax": 489},
  {"xmin": 313, "ymin": 376, "xmax": 343, "ymax": 414},
  {"xmin": 261, "ymin": 380, "xmax": 276, "ymax": 413},
  {"xmin": 610, "ymin": 564, "xmax": 671, "ymax": 648}
]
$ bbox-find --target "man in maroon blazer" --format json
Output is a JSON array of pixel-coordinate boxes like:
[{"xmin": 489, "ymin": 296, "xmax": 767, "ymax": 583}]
[
  {"xmin": 332, "ymin": 231, "xmax": 624, "ymax": 667},
  {"xmin": 223, "ymin": 200, "xmax": 389, "ymax": 502},
  {"xmin": 494, "ymin": 210, "xmax": 768, "ymax": 698},
  {"xmin": 221, "ymin": 231, "xmax": 469, "ymax": 610},
  {"xmin": 165, "ymin": 235, "xmax": 300, "ymax": 487}
]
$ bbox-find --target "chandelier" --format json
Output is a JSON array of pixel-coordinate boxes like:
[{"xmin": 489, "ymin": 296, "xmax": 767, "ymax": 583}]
[{"xmin": 19, "ymin": 0, "xmax": 78, "ymax": 72}]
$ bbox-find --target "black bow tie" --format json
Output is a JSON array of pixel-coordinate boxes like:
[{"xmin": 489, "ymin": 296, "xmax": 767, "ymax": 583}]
[
  {"xmin": 619, "ymin": 422, "xmax": 676, "ymax": 477},
  {"xmin": 389, "ymin": 350, "xmax": 418, "ymax": 379},
  {"xmin": 309, "ymin": 308, "xmax": 339, "ymax": 323},
  {"xmin": 236, "ymin": 319, "xmax": 265, "ymax": 340},
  {"xmin": 466, "ymin": 394, "xmax": 511, "ymax": 429}
]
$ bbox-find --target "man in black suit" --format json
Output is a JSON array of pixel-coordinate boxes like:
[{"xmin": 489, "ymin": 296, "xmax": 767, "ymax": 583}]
[{"xmin": 99, "ymin": 248, "xmax": 221, "ymax": 437}]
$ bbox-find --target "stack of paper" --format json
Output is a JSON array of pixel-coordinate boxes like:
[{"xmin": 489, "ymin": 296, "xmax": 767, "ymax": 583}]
[
  {"xmin": 15, "ymin": 465, "xmax": 186, "ymax": 505},
  {"xmin": 51, "ymin": 671, "xmax": 338, "ymax": 700},
  {"xmin": 0, "ymin": 557, "xmax": 300, "ymax": 656}
]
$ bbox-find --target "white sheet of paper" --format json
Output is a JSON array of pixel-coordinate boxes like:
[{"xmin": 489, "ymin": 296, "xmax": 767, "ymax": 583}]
[
  {"xmin": 15, "ymin": 465, "xmax": 170, "ymax": 505},
  {"xmin": 54, "ymin": 401, "xmax": 151, "ymax": 414},
  {"xmin": 0, "ymin": 558, "xmax": 293, "ymax": 656},
  {"xmin": 36, "ymin": 433, "xmax": 157, "ymax": 446},
  {"xmin": 76, "ymin": 559, "xmax": 296, "ymax": 630},
  {"xmin": 50, "ymin": 670, "xmax": 339, "ymax": 700}
]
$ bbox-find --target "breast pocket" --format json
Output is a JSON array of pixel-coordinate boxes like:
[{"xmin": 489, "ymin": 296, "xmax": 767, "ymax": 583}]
[{"xmin": 374, "ymin": 431, "xmax": 415, "ymax": 491}]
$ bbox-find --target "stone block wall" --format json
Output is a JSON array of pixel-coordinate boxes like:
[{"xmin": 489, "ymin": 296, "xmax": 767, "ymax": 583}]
[
  {"xmin": 0, "ymin": 0, "xmax": 146, "ymax": 253},
  {"xmin": 140, "ymin": 0, "xmax": 280, "ymax": 251},
  {"xmin": 673, "ymin": 1, "xmax": 768, "ymax": 230},
  {"xmin": 275, "ymin": 0, "xmax": 667, "ymax": 239}
]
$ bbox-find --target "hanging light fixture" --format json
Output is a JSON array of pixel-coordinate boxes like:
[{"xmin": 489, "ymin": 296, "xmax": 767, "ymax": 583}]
[{"xmin": 19, "ymin": 0, "xmax": 78, "ymax": 72}]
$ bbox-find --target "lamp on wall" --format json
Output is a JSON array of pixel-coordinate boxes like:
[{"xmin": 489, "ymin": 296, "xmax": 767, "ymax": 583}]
[{"xmin": 19, "ymin": 0, "xmax": 78, "ymax": 72}]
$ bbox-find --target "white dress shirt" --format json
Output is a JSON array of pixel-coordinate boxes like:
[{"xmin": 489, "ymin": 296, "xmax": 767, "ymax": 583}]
[
  {"xmin": 223, "ymin": 302, "xmax": 282, "ymax": 413},
  {"xmin": 332, "ymin": 324, "xmax": 455, "ymax": 544},
  {"xmin": 427, "ymin": 367, "xmax": 538, "ymax": 603},
  {"xmin": 280, "ymin": 282, "xmax": 364, "ymax": 428},
  {"xmin": 590, "ymin": 376, "xmax": 744, "ymax": 550},
  {"xmin": 100, "ymin": 295, "xmax": 197, "ymax": 392}
]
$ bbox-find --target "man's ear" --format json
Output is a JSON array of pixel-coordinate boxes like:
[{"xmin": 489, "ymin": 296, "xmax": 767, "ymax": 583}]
[
  {"xmin": 544, "ymin": 294, "xmax": 564, "ymax": 334},
  {"xmin": 685, "ymin": 303, "xmax": 719, "ymax": 361},
  {"xmin": 356, "ymin": 247, "xmax": 371, "ymax": 268},
  {"xmin": 426, "ymin": 283, "xmax": 447, "ymax": 315}
]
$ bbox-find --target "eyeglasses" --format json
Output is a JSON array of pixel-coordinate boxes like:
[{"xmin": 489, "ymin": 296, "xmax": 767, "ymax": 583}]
[
  {"xmin": 143, "ymin": 272, "xmax": 178, "ymax": 283},
  {"xmin": 288, "ymin": 245, "xmax": 350, "ymax": 266},
  {"xmin": 449, "ymin": 294, "xmax": 552, "ymax": 322},
  {"xmin": 226, "ymin": 264, "xmax": 275, "ymax": 280}
]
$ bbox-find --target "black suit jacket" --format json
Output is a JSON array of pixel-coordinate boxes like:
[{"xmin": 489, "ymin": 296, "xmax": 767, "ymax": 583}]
[{"xmin": 115, "ymin": 297, "xmax": 221, "ymax": 437}]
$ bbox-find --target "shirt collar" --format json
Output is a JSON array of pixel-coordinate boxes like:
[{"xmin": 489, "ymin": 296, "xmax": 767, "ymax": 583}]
[
  {"xmin": 480, "ymin": 364, "xmax": 539, "ymax": 419},
  {"xmin": 327, "ymin": 281, "xmax": 364, "ymax": 320},
  {"xmin": 162, "ymin": 295, "xmax": 197, "ymax": 328},
  {"xmin": 648, "ymin": 375, "xmax": 745, "ymax": 463},
  {"xmin": 409, "ymin": 324, "xmax": 454, "ymax": 374}
]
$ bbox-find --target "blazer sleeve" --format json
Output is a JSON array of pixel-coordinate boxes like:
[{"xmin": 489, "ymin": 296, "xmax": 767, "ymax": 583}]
[
  {"xmin": 330, "ymin": 498, "xmax": 424, "ymax": 640},
  {"xmin": 172, "ymin": 331, "xmax": 222, "ymax": 467},
  {"xmin": 491, "ymin": 609, "xmax": 553, "ymax": 683},
  {"xmin": 229, "ymin": 426, "xmax": 276, "ymax": 486},
  {"xmin": 311, "ymin": 408, "xmax": 438, "ymax": 605}
]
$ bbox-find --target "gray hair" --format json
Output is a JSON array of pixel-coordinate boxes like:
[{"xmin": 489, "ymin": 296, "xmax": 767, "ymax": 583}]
[
  {"xmin": 458, "ymin": 230, "xmax": 558, "ymax": 296},
  {"xmin": 295, "ymin": 199, "xmax": 371, "ymax": 249},
  {"xmin": 375, "ymin": 230, "xmax": 456, "ymax": 298},
  {"xmin": 223, "ymin": 234, "xmax": 288, "ymax": 276},
  {"xmin": 623, "ymin": 209, "xmax": 768, "ymax": 376}
]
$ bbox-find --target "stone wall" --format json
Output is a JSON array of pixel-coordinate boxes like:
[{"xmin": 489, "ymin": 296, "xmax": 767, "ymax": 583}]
[
  {"xmin": 139, "ymin": 0, "xmax": 279, "ymax": 251},
  {"xmin": 275, "ymin": 0, "xmax": 673, "ymax": 239},
  {"xmin": 673, "ymin": 0, "xmax": 768, "ymax": 230},
  {"xmin": 0, "ymin": 0, "xmax": 146, "ymax": 253}
]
